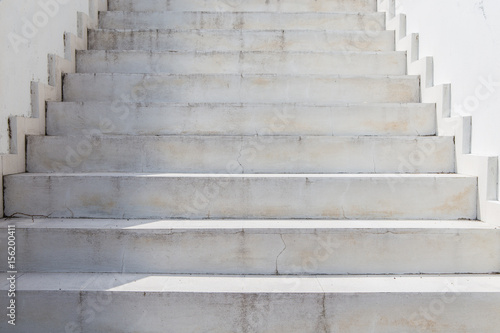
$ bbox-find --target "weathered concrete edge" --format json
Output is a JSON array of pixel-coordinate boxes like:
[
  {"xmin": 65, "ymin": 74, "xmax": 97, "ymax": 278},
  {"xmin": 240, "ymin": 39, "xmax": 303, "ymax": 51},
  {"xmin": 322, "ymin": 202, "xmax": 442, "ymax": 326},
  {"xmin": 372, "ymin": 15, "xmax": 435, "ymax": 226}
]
[
  {"xmin": 378, "ymin": 0, "xmax": 500, "ymax": 225},
  {"xmin": 0, "ymin": 0, "xmax": 108, "ymax": 216}
]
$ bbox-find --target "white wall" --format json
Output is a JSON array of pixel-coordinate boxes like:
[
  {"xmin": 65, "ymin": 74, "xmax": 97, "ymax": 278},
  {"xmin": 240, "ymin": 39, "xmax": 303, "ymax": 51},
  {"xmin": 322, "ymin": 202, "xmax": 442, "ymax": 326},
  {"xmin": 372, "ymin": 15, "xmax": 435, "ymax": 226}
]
[
  {"xmin": 0, "ymin": 0, "xmax": 89, "ymax": 154},
  {"xmin": 396, "ymin": 0, "xmax": 500, "ymax": 157}
]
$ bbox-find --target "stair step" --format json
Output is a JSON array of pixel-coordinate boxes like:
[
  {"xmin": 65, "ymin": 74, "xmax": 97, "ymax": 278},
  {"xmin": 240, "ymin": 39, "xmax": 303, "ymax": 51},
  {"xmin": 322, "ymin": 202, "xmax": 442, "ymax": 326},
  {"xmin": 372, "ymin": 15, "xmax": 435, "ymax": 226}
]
[
  {"xmin": 2, "ymin": 219, "xmax": 498, "ymax": 275},
  {"xmin": 77, "ymin": 50, "xmax": 406, "ymax": 75},
  {"xmin": 27, "ymin": 135, "xmax": 455, "ymax": 174},
  {"xmin": 63, "ymin": 74, "xmax": 419, "ymax": 104},
  {"xmin": 4, "ymin": 173, "xmax": 477, "ymax": 220},
  {"xmin": 88, "ymin": 29, "xmax": 395, "ymax": 52},
  {"xmin": 2, "ymin": 273, "xmax": 500, "ymax": 332},
  {"xmin": 47, "ymin": 102, "xmax": 436, "ymax": 137},
  {"xmin": 108, "ymin": 0, "xmax": 378, "ymax": 13},
  {"xmin": 99, "ymin": 11, "xmax": 386, "ymax": 31}
]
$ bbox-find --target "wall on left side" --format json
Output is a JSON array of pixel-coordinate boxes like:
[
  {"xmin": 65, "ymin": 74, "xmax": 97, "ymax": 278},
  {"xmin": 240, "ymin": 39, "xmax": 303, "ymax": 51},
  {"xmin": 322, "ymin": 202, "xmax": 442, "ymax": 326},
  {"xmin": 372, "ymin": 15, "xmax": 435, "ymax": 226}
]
[{"xmin": 0, "ymin": 0, "xmax": 90, "ymax": 154}]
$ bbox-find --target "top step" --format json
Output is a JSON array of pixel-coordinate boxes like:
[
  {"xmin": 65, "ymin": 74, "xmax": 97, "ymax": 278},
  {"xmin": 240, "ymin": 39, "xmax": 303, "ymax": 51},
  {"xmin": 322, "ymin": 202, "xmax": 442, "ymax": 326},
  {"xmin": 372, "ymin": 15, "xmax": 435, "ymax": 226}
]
[{"xmin": 108, "ymin": 0, "xmax": 378, "ymax": 13}]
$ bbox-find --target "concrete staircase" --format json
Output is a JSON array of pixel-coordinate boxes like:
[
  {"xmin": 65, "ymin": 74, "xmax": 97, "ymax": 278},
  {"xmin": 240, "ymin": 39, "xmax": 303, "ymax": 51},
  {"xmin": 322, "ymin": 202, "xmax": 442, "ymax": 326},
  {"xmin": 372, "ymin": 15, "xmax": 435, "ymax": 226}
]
[{"xmin": 2, "ymin": 0, "xmax": 500, "ymax": 331}]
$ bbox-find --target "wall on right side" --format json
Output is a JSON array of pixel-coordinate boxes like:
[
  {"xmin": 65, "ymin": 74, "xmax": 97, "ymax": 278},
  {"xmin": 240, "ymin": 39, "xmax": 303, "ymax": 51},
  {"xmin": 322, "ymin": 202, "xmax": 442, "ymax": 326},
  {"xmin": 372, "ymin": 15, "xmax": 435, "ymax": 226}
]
[{"xmin": 396, "ymin": 0, "xmax": 500, "ymax": 157}]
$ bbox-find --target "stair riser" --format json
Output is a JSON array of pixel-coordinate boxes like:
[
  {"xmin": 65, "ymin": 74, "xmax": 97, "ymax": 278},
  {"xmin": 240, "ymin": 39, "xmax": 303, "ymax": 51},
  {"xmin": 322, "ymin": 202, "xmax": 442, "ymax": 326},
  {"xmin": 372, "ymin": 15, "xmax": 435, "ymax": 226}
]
[
  {"xmin": 99, "ymin": 12, "xmax": 385, "ymax": 31},
  {"xmin": 27, "ymin": 136, "xmax": 455, "ymax": 174},
  {"xmin": 108, "ymin": 0, "xmax": 378, "ymax": 13},
  {"xmin": 3, "ymin": 227, "xmax": 498, "ymax": 274},
  {"xmin": 77, "ymin": 50, "xmax": 406, "ymax": 75},
  {"xmin": 4, "ymin": 175, "xmax": 477, "ymax": 219},
  {"xmin": 88, "ymin": 30, "xmax": 395, "ymax": 52},
  {"xmin": 47, "ymin": 102, "xmax": 437, "ymax": 137},
  {"xmin": 63, "ymin": 74, "xmax": 420, "ymax": 104},
  {"xmin": 3, "ymin": 291, "xmax": 499, "ymax": 333}
]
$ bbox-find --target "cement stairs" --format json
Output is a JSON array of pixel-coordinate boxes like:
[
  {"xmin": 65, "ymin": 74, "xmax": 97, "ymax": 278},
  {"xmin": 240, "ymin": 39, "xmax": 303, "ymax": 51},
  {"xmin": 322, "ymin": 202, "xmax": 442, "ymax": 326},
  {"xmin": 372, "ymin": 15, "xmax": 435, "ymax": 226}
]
[{"xmin": 1, "ymin": 0, "xmax": 500, "ymax": 332}]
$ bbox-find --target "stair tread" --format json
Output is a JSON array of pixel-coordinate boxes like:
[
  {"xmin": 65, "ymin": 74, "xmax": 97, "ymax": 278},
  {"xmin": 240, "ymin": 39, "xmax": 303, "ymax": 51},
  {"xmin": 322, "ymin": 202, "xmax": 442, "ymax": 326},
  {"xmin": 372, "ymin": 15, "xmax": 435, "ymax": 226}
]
[
  {"xmin": 5, "ymin": 173, "xmax": 476, "ymax": 220},
  {"xmin": 50, "ymin": 101, "xmax": 429, "ymax": 107},
  {"xmin": 46, "ymin": 102, "xmax": 436, "ymax": 137},
  {"xmin": 98, "ymin": 11, "xmax": 385, "ymax": 30},
  {"xmin": 34, "ymin": 134, "xmax": 446, "ymax": 138},
  {"xmin": 66, "ymin": 73, "xmax": 417, "ymax": 78},
  {"xmin": 1, "ymin": 218, "xmax": 492, "ymax": 230},
  {"xmin": 88, "ymin": 28, "xmax": 394, "ymax": 52},
  {"xmin": 91, "ymin": 28, "xmax": 388, "ymax": 32},
  {"xmin": 8, "ymin": 173, "xmax": 475, "ymax": 178},
  {"xmin": 108, "ymin": 0, "xmax": 378, "ymax": 12},
  {"xmin": 76, "ymin": 50, "xmax": 406, "ymax": 75},
  {"xmin": 63, "ymin": 73, "xmax": 419, "ymax": 104},
  {"xmin": 103, "ymin": 10, "xmax": 382, "ymax": 14},
  {"xmin": 3, "ymin": 218, "xmax": 496, "ymax": 275},
  {"xmin": 3, "ymin": 273, "xmax": 500, "ymax": 293},
  {"xmin": 28, "ymin": 135, "xmax": 454, "ymax": 174},
  {"xmin": 78, "ymin": 49, "xmax": 404, "ymax": 55}
]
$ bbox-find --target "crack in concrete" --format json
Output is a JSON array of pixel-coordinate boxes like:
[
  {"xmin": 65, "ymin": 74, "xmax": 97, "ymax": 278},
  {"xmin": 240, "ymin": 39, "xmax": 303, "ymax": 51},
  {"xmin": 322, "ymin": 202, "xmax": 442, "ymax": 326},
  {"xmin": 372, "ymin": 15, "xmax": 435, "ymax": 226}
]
[
  {"xmin": 341, "ymin": 206, "xmax": 347, "ymax": 219},
  {"xmin": 275, "ymin": 234, "xmax": 287, "ymax": 275},
  {"xmin": 414, "ymin": 126, "xmax": 421, "ymax": 136},
  {"xmin": 4, "ymin": 212, "xmax": 49, "ymax": 223},
  {"xmin": 476, "ymin": 0, "xmax": 487, "ymax": 19},
  {"xmin": 236, "ymin": 138, "xmax": 245, "ymax": 173},
  {"xmin": 316, "ymin": 278, "xmax": 329, "ymax": 333},
  {"xmin": 330, "ymin": 109, "xmax": 335, "ymax": 136},
  {"xmin": 120, "ymin": 251, "xmax": 125, "ymax": 273},
  {"xmin": 321, "ymin": 293, "xmax": 328, "ymax": 333}
]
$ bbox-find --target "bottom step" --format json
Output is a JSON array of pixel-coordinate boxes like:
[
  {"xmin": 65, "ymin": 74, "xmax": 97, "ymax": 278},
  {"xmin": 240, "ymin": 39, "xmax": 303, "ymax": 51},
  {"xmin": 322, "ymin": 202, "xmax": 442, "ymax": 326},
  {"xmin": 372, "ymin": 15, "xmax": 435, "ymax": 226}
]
[{"xmin": 2, "ymin": 273, "xmax": 500, "ymax": 332}]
